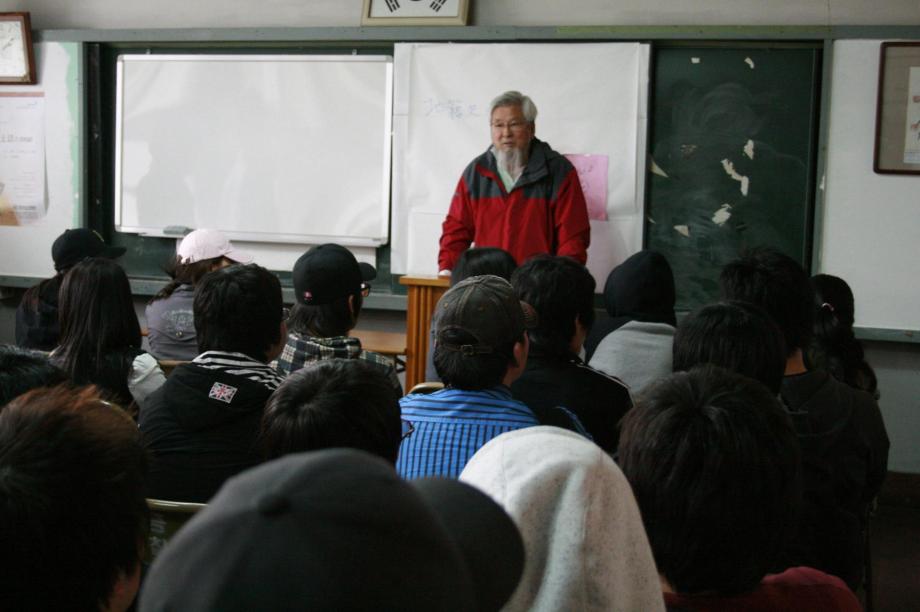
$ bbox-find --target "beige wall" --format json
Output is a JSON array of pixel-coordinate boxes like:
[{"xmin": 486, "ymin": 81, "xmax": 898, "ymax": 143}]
[{"xmin": 4, "ymin": 0, "xmax": 920, "ymax": 30}]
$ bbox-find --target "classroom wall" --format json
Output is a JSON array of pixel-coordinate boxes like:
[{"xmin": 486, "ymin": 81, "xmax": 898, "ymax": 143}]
[
  {"xmin": 0, "ymin": 1, "xmax": 917, "ymax": 473},
  {"xmin": 8, "ymin": 0, "xmax": 920, "ymax": 30}
]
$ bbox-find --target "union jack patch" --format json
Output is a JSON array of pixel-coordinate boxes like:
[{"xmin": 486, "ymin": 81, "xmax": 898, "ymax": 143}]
[{"xmin": 208, "ymin": 382, "xmax": 238, "ymax": 404}]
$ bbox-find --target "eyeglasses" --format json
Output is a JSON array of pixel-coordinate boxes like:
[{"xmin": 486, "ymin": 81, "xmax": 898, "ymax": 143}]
[
  {"xmin": 401, "ymin": 419, "xmax": 415, "ymax": 440},
  {"xmin": 360, "ymin": 282, "xmax": 372, "ymax": 298},
  {"xmin": 490, "ymin": 120, "xmax": 530, "ymax": 132}
]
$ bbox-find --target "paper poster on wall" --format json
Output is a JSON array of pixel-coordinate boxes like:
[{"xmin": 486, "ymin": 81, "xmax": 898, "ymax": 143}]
[
  {"xmin": 565, "ymin": 154, "xmax": 609, "ymax": 221},
  {"xmin": 0, "ymin": 93, "xmax": 46, "ymax": 226},
  {"xmin": 904, "ymin": 67, "xmax": 920, "ymax": 164}
]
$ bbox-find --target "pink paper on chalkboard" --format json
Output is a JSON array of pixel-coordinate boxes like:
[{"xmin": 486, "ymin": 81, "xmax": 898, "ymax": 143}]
[{"xmin": 564, "ymin": 154, "xmax": 608, "ymax": 221}]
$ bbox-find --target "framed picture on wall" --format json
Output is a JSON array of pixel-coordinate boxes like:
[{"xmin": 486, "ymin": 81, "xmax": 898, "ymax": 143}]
[
  {"xmin": 0, "ymin": 13, "xmax": 36, "ymax": 85},
  {"xmin": 361, "ymin": 0, "xmax": 470, "ymax": 26},
  {"xmin": 874, "ymin": 42, "xmax": 920, "ymax": 174}
]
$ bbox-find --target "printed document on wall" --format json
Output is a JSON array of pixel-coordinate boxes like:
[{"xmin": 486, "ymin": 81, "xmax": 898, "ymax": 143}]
[
  {"xmin": 904, "ymin": 67, "xmax": 920, "ymax": 164},
  {"xmin": 0, "ymin": 93, "xmax": 46, "ymax": 226}
]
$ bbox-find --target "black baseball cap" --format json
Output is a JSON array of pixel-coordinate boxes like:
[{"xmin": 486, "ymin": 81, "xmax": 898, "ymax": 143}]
[
  {"xmin": 51, "ymin": 228, "xmax": 126, "ymax": 272},
  {"xmin": 139, "ymin": 449, "xmax": 524, "ymax": 612},
  {"xmin": 292, "ymin": 244, "xmax": 376, "ymax": 305}
]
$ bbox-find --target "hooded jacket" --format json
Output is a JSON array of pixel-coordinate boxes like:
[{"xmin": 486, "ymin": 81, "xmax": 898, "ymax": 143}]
[
  {"xmin": 587, "ymin": 250, "xmax": 677, "ymax": 392},
  {"xmin": 460, "ymin": 427, "xmax": 665, "ymax": 612},
  {"xmin": 139, "ymin": 351, "xmax": 284, "ymax": 503}
]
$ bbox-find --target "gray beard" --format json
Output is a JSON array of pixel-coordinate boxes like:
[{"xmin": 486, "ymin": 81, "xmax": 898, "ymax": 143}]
[{"xmin": 493, "ymin": 146, "xmax": 528, "ymax": 180}]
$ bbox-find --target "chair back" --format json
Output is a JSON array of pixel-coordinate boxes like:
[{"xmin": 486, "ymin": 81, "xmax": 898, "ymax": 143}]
[
  {"xmin": 407, "ymin": 381, "xmax": 444, "ymax": 395},
  {"xmin": 156, "ymin": 360, "xmax": 187, "ymax": 377},
  {"xmin": 145, "ymin": 498, "xmax": 206, "ymax": 563}
]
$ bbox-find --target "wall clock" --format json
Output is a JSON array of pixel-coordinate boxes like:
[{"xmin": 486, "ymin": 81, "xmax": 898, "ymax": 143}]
[
  {"xmin": 361, "ymin": 0, "xmax": 470, "ymax": 26},
  {"xmin": 0, "ymin": 13, "xmax": 35, "ymax": 85}
]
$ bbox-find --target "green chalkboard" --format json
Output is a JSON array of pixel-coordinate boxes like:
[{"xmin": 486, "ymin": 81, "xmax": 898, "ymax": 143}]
[{"xmin": 645, "ymin": 44, "xmax": 821, "ymax": 311}]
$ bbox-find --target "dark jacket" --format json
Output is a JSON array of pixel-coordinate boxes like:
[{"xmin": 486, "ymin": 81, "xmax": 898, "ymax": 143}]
[
  {"xmin": 584, "ymin": 249, "xmax": 676, "ymax": 360},
  {"xmin": 15, "ymin": 276, "xmax": 63, "ymax": 351},
  {"xmin": 781, "ymin": 369, "xmax": 890, "ymax": 588},
  {"xmin": 511, "ymin": 349, "xmax": 632, "ymax": 453},
  {"xmin": 139, "ymin": 362, "xmax": 273, "ymax": 503}
]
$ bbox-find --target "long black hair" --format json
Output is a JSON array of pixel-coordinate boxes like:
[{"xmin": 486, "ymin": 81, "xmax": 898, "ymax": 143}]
[
  {"xmin": 53, "ymin": 258, "xmax": 142, "ymax": 406},
  {"xmin": 806, "ymin": 274, "xmax": 878, "ymax": 398}
]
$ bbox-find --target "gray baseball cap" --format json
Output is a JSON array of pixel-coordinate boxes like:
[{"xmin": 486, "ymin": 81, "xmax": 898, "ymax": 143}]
[{"xmin": 434, "ymin": 275, "xmax": 537, "ymax": 356}]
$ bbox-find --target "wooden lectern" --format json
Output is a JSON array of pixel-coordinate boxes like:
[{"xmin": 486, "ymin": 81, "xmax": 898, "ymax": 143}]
[{"xmin": 399, "ymin": 275, "xmax": 450, "ymax": 391}]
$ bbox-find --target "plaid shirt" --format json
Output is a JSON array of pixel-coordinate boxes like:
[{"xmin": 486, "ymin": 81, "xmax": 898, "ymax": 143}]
[{"xmin": 274, "ymin": 333, "xmax": 402, "ymax": 394}]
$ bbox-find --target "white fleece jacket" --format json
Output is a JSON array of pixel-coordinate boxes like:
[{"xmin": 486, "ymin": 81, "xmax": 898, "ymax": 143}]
[{"xmin": 461, "ymin": 426, "xmax": 665, "ymax": 612}]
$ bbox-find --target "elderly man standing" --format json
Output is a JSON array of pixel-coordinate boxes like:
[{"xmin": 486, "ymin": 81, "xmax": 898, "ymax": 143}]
[{"xmin": 437, "ymin": 91, "xmax": 591, "ymax": 274}]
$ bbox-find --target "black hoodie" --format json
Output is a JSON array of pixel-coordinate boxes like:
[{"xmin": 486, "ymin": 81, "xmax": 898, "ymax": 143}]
[
  {"xmin": 584, "ymin": 250, "xmax": 676, "ymax": 360},
  {"xmin": 140, "ymin": 353, "xmax": 282, "ymax": 503}
]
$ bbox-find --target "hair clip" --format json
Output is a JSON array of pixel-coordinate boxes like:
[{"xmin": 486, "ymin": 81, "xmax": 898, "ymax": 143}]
[{"xmin": 820, "ymin": 302, "xmax": 835, "ymax": 313}]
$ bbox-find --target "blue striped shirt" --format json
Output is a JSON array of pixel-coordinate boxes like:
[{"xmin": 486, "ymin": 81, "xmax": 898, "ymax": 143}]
[{"xmin": 396, "ymin": 386, "xmax": 539, "ymax": 479}]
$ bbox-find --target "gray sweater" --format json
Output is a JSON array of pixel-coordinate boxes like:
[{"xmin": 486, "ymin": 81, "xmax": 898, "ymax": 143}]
[{"xmin": 588, "ymin": 320, "xmax": 674, "ymax": 396}]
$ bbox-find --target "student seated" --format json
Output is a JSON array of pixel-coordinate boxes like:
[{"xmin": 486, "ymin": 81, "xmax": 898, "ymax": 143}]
[
  {"xmin": 145, "ymin": 228, "xmax": 252, "ymax": 361},
  {"xmin": 425, "ymin": 246, "xmax": 518, "ymax": 381},
  {"xmin": 139, "ymin": 263, "xmax": 286, "ymax": 503},
  {"xmin": 807, "ymin": 273, "xmax": 879, "ymax": 399},
  {"xmin": 260, "ymin": 358, "xmax": 402, "ymax": 464},
  {"xmin": 397, "ymin": 275, "xmax": 539, "ymax": 479},
  {"xmin": 140, "ymin": 449, "xmax": 525, "ymax": 612},
  {"xmin": 16, "ymin": 227, "xmax": 125, "ymax": 351},
  {"xmin": 0, "ymin": 386, "xmax": 148, "ymax": 612},
  {"xmin": 276, "ymin": 243, "xmax": 401, "ymax": 393},
  {"xmin": 461, "ymin": 427, "xmax": 666, "ymax": 612},
  {"xmin": 672, "ymin": 300, "xmax": 786, "ymax": 394},
  {"xmin": 0, "ymin": 344, "xmax": 67, "ymax": 407},
  {"xmin": 721, "ymin": 246, "xmax": 889, "ymax": 587},
  {"xmin": 52, "ymin": 257, "xmax": 165, "ymax": 412},
  {"xmin": 618, "ymin": 366, "xmax": 861, "ymax": 612},
  {"xmin": 587, "ymin": 249, "xmax": 677, "ymax": 394},
  {"xmin": 510, "ymin": 255, "xmax": 630, "ymax": 452}
]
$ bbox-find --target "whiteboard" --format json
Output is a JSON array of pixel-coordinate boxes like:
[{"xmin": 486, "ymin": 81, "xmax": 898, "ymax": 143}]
[
  {"xmin": 390, "ymin": 42, "xmax": 650, "ymax": 287},
  {"xmin": 820, "ymin": 40, "xmax": 920, "ymax": 332},
  {"xmin": 114, "ymin": 54, "xmax": 392, "ymax": 246}
]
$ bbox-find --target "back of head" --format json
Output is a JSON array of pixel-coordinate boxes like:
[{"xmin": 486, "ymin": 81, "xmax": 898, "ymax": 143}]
[
  {"xmin": 56, "ymin": 257, "xmax": 141, "ymax": 382},
  {"xmin": 432, "ymin": 275, "xmax": 532, "ymax": 390},
  {"xmin": 0, "ymin": 345, "xmax": 67, "ymax": 407},
  {"xmin": 460, "ymin": 426, "xmax": 664, "ymax": 612},
  {"xmin": 511, "ymin": 255, "xmax": 595, "ymax": 356},
  {"xmin": 618, "ymin": 366, "xmax": 802, "ymax": 595},
  {"xmin": 153, "ymin": 229, "xmax": 252, "ymax": 301},
  {"xmin": 719, "ymin": 246, "xmax": 813, "ymax": 353},
  {"xmin": 0, "ymin": 386, "xmax": 147, "ymax": 612},
  {"xmin": 603, "ymin": 249, "xmax": 676, "ymax": 324},
  {"xmin": 451, "ymin": 247, "xmax": 517, "ymax": 286},
  {"xmin": 194, "ymin": 263, "xmax": 282, "ymax": 361},
  {"xmin": 807, "ymin": 274, "xmax": 876, "ymax": 394},
  {"xmin": 673, "ymin": 301, "xmax": 786, "ymax": 394},
  {"xmin": 260, "ymin": 359, "xmax": 402, "ymax": 464},
  {"xmin": 51, "ymin": 227, "xmax": 126, "ymax": 273},
  {"xmin": 287, "ymin": 243, "xmax": 376, "ymax": 337},
  {"xmin": 140, "ymin": 449, "xmax": 523, "ymax": 612}
]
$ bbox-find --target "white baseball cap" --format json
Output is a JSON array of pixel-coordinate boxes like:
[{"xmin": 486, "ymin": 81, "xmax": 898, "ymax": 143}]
[{"xmin": 176, "ymin": 229, "xmax": 252, "ymax": 264}]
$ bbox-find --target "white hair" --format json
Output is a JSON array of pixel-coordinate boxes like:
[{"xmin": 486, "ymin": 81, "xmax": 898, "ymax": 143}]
[{"xmin": 490, "ymin": 91, "xmax": 537, "ymax": 123}]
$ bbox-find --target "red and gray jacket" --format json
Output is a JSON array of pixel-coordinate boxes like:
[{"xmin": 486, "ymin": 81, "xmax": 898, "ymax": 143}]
[{"xmin": 438, "ymin": 138, "xmax": 591, "ymax": 271}]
